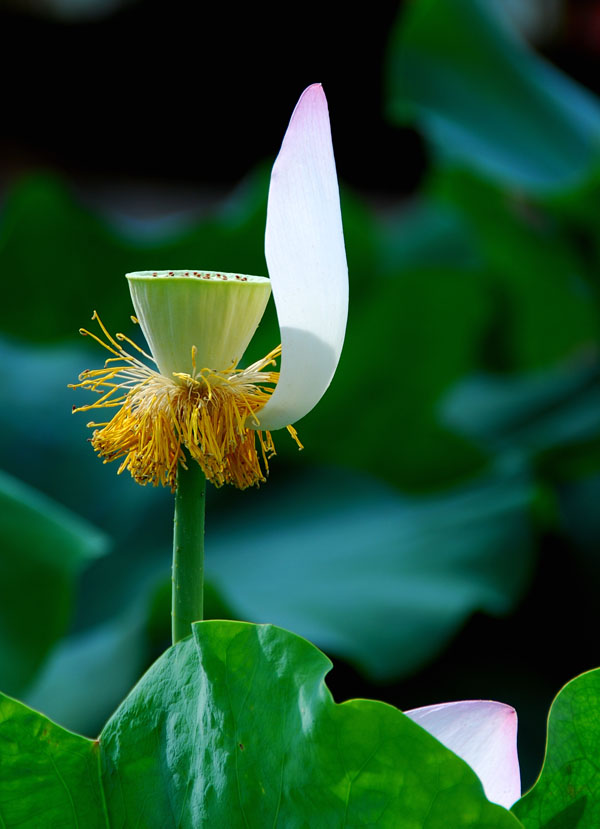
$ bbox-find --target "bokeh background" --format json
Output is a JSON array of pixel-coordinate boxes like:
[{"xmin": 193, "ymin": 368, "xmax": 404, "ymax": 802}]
[{"xmin": 2, "ymin": 0, "xmax": 600, "ymax": 791}]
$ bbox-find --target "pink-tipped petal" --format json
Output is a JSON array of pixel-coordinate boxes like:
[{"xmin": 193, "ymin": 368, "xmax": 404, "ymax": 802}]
[
  {"xmin": 252, "ymin": 83, "xmax": 348, "ymax": 431},
  {"xmin": 405, "ymin": 700, "xmax": 521, "ymax": 809}
]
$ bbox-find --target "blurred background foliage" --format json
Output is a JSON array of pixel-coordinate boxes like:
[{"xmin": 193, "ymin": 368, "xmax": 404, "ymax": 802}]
[{"xmin": 2, "ymin": 0, "xmax": 600, "ymax": 791}]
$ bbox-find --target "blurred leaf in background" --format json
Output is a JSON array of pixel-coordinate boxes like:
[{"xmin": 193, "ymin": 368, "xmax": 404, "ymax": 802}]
[
  {"xmin": 205, "ymin": 464, "xmax": 534, "ymax": 680},
  {"xmin": 387, "ymin": 0, "xmax": 600, "ymax": 192},
  {"xmin": 443, "ymin": 360, "xmax": 600, "ymax": 465},
  {"xmin": 0, "ymin": 170, "xmax": 267, "ymax": 343},
  {"xmin": 0, "ymin": 470, "xmax": 107, "ymax": 697}
]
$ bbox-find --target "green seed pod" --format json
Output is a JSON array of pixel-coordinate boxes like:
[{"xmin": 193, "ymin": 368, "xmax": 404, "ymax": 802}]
[{"xmin": 126, "ymin": 270, "xmax": 272, "ymax": 379}]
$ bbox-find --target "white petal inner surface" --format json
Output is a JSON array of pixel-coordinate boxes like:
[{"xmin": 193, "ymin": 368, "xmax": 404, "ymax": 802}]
[
  {"xmin": 252, "ymin": 83, "xmax": 348, "ymax": 431},
  {"xmin": 405, "ymin": 700, "xmax": 521, "ymax": 809}
]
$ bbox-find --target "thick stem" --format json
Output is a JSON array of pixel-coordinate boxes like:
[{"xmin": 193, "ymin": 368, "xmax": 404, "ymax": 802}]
[{"xmin": 172, "ymin": 459, "xmax": 206, "ymax": 644}]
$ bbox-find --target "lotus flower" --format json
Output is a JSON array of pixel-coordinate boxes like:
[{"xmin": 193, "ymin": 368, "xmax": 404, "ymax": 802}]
[{"xmin": 71, "ymin": 84, "xmax": 348, "ymax": 490}]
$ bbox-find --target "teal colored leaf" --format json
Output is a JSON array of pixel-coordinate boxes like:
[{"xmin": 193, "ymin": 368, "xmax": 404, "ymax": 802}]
[
  {"xmin": 22, "ymin": 608, "xmax": 147, "ymax": 739},
  {"xmin": 0, "ymin": 173, "xmax": 136, "ymax": 343},
  {"xmin": 559, "ymin": 473, "xmax": 600, "ymax": 559},
  {"xmin": 100, "ymin": 621, "xmax": 521, "ymax": 827},
  {"xmin": 443, "ymin": 362, "xmax": 600, "ymax": 459},
  {"xmin": 428, "ymin": 169, "xmax": 598, "ymax": 372},
  {"xmin": 0, "ymin": 470, "xmax": 107, "ymax": 696},
  {"xmin": 207, "ymin": 466, "xmax": 533, "ymax": 679},
  {"xmin": 0, "ymin": 170, "xmax": 267, "ymax": 343},
  {"xmin": 39, "ymin": 460, "xmax": 532, "ymax": 733},
  {"xmin": 512, "ymin": 668, "xmax": 600, "ymax": 827},
  {"xmin": 378, "ymin": 199, "xmax": 481, "ymax": 272},
  {"xmin": 443, "ymin": 359, "xmax": 600, "ymax": 529},
  {"xmin": 23, "ymin": 578, "xmax": 233, "ymax": 738},
  {"xmin": 387, "ymin": 0, "xmax": 600, "ymax": 191},
  {"xmin": 290, "ymin": 263, "xmax": 491, "ymax": 489},
  {"xmin": 0, "ymin": 692, "xmax": 106, "ymax": 828}
]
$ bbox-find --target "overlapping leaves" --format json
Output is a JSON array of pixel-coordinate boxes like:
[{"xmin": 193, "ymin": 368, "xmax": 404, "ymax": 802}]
[{"xmin": 0, "ymin": 622, "xmax": 521, "ymax": 828}]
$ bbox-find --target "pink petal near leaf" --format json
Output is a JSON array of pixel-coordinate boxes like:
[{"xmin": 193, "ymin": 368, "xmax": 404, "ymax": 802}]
[{"xmin": 405, "ymin": 700, "xmax": 521, "ymax": 809}]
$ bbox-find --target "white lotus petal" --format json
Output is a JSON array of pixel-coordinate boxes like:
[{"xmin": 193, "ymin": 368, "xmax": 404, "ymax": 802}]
[
  {"xmin": 252, "ymin": 83, "xmax": 348, "ymax": 431},
  {"xmin": 405, "ymin": 700, "xmax": 521, "ymax": 809}
]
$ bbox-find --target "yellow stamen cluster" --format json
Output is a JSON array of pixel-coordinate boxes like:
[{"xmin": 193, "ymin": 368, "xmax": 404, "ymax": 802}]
[{"xmin": 70, "ymin": 312, "xmax": 302, "ymax": 490}]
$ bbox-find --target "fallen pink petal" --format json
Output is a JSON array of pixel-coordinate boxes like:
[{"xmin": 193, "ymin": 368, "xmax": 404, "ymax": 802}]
[{"xmin": 406, "ymin": 699, "xmax": 521, "ymax": 808}]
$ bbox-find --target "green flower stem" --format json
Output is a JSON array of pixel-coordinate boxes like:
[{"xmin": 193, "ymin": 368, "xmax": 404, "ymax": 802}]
[{"xmin": 172, "ymin": 458, "xmax": 206, "ymax": 644}]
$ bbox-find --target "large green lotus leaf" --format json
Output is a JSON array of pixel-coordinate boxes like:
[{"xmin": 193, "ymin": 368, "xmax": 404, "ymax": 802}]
[
  {"xmin": 387, "ymin": 0, "xmax": 600, "ymax": 191},
  {"xmin": 512, "ymin": 668, "xmax": 600, "ymax": 827},
  {"xmin": 205, "ymin": 465, "xmax": 533, "ymax": 679},
  {"xmin": 0, "ymin": 624, "xmax": 523, "ymax": 827},
  {"xmin": 0, "ymin": 470, "xmax": 107, "ymax": 697},
  {"xmin": 100, "ymin": 620, "xmax": 522, "ymax": 828},
  {"xmin": 0, "ymin": 693, "xmax": 106, "ymax": 828}
]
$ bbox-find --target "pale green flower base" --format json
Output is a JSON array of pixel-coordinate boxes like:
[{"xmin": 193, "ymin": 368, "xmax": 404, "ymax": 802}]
[{"xmin": 127, "ymin": 271, "xmax": 271, "ymax": 380}]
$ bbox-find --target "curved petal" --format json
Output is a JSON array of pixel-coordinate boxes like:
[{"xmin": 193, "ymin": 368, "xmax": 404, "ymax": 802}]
[
  {"xmin": 405, "ymin": 700, "xmax": 521, "ymax": 809},
  {"xmin": 251, "ymin": 83, "xmax": 348, "ymax": 431}
]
